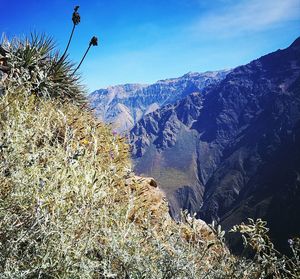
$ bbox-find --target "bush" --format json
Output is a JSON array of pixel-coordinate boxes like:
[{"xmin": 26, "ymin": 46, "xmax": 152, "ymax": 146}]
[
  {"xmin": 1, "ymin": 34, "xmax": 85, "ymax": 103},
  {"xmin": 231, "ymin": 219, "xmax": 300, "ymax": 278}
]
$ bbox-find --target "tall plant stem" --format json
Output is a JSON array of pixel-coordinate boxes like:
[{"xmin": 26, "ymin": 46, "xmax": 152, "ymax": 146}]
[
  {"xmin": 73, "ymin": 44, "xmax": 91, "ymax": 75},
  {"xmin": 57, "ymin": 24, "xmax": 75, "ymax": 65}
]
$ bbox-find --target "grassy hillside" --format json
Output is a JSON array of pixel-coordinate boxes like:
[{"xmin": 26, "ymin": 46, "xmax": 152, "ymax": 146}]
[{"xmin": 0, "ymin": 35, "xmax": 299, "ymax": 278}]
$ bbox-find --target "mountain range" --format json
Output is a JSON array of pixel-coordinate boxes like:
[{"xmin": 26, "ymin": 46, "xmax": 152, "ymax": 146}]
[
  {"xmin": 89, "ymin": 37, "xmax": 300, "ymax": 251},
  {"xmin": 89, "ymin": 70, "xmax": 230, "ymax": 132}
]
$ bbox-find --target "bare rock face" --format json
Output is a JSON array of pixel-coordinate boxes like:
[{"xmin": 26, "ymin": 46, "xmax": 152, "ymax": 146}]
[
  {"xmin": 126, "ymin": 174, "xmax": 217, "ymax": 248},
  {"xmin": 88, "ymin": 71, "xmax": 230, "ymax": 133},
  {"xmin": 126, "ymin": 175, "xmax": 167, "ymax": 226},
  {"xmin": 130, "ymin": 37, "xmax": 300, "ymax": 251}
]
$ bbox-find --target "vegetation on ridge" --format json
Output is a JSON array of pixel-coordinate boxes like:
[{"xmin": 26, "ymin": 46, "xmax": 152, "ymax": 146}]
[
  {"xmin": 1, "ymin": 34, "xmax": 85, "ymax": 103},
  {"xmin": 0, "ymin": 9, "xmax": 299, "ymax": 278}
]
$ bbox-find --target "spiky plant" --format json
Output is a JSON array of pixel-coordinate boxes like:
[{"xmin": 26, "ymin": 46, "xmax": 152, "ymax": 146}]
[{"xmin": 1, "ymin": 33, "xmax": 85, "ymax": 103}]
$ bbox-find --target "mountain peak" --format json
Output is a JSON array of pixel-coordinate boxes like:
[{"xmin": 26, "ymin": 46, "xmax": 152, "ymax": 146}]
[{"xmin": 290, "ymin": 36, "xmax": 300, "ymax": 48}]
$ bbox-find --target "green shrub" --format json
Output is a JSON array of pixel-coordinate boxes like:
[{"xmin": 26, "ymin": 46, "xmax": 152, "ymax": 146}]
[{"xmin": 1, "ymin": 34, "xmax": 85, "ymax": 103}]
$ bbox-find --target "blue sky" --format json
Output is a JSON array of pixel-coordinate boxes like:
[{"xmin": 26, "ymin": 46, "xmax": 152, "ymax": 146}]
[{"xmin": 1, "ymin": 0, "xmax": 300, "ymax": 92}]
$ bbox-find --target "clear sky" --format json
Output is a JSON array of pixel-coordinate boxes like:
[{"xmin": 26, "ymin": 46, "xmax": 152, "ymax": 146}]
[{"xmin": 1, "ymin": 0, "xmax": 300, "ymax": 92}]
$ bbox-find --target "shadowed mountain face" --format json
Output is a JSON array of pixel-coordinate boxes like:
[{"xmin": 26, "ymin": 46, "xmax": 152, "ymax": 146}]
[
  {"xmin": 88, "ymin": 71, "xmax": 229, "ymax": 133},
  {"xmin": 130, "ymin": 37, "xmax": 300, "ymax": 250}
]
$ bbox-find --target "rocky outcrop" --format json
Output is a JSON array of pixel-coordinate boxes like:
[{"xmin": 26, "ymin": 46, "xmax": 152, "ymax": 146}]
[
  {"xmin": 126, "ymin": 175, "xmax": 165, "ymax": 225},
  {"xmin": 89, "ymin": 70, "xmax": 230, "ymax": 133},
  {"xmin": 126, "ymin": 174, "xmax": 216, "ymax": 246},
  {"xmin": 130, "ymin": 37, "xmax": 300, "ymax": 250}
]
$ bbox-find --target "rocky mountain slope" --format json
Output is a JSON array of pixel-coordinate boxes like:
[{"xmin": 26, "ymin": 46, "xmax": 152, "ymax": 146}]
[
  {"xmin": 130, "ymin": 37, "xmax": 300, "ymax": 250},
  {"xmin": 89, "ymin": 70, "xmax": 230, "ymax": 132}
]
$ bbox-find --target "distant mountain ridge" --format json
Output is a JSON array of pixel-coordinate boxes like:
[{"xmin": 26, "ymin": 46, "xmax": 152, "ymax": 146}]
[
  {"xmin": 130, "ymin": 37, "xmax": 300, "ymax": 251},
  {"xmin": 89, "ymin": 70, "xmax": 230, "ymax": 132}
]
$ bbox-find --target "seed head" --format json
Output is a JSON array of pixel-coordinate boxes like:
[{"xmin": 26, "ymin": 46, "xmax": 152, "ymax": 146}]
[
  {"xmin": 72, "ymin": 6, "xmax": 81, "ymax": 25},
  {"xmin": 89, "ymin": 36, "xmax": 98, "ymax": 47}
]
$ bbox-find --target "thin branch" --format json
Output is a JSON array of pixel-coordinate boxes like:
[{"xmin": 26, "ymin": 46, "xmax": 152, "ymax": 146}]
[
  {"xmin": 58, "ymin": 24, "xmax": 75, "ymax": 65},
  {"xmin": 72, "ymin": 44, "xmax": 91, "ymax": 75}
]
